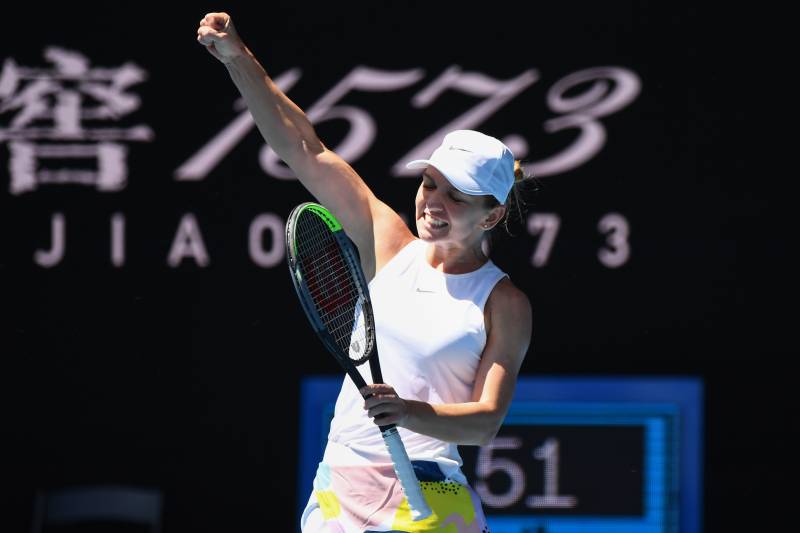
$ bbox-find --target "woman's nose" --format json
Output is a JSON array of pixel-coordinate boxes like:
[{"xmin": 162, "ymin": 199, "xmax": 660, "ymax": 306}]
[
  {"xmin": 424, "ymin": 187, "xmax": 445, "ymax": 206},
  {"xmin": 425, "ymin": 195, "xmax": 445, "ymax": 212}
]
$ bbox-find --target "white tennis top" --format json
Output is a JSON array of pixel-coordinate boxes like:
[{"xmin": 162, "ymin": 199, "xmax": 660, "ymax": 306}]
[{"xmin": 323, "ymin": 238, "xmax": 508, "ymax": 481}]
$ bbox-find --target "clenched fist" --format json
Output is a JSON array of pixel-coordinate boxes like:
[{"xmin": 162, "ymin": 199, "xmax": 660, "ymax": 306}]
[{"xmin": 197, "ymin": 12, "xmax": 246, "ymax": 63}]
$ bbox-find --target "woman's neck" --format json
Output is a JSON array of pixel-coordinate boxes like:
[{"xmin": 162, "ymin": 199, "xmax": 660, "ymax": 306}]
[{"xmin": 424, "ymin": 240, "xmax": 488, "ymax": 274}]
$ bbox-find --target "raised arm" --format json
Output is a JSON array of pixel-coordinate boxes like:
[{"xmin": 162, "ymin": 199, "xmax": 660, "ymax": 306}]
[{"xmin": 196, "ymin": 12, "xmax": 412, "ymax": 277}]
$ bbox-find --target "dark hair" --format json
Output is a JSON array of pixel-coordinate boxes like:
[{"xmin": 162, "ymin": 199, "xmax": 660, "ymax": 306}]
[{"xmin": 485, "ymin": 159, "xmax": 540, "ymax": 236}]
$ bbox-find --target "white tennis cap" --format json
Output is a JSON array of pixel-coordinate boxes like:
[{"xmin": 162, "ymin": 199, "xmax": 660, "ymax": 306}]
[{"xmin": 406, "ymin": 130, "xmax": 515, "ymax": 204}]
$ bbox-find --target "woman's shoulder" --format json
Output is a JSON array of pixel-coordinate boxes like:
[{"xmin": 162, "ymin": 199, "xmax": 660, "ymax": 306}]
[
  {"xmin": 485, "ymin": 277, "xmax": 533, "ymax": 336},
  {"xmin": 370, "ymin": 199, "xmax": 417, "ymax": 272}
]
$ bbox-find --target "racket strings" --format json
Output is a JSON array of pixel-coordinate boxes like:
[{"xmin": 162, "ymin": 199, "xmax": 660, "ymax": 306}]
[
  {"xmin": 295, "ymin": 214, "xmax": 371, "ymax": 363},
  {"xmin": 301, "ymin": 242, "xmax": 369, "ymax": 358}
]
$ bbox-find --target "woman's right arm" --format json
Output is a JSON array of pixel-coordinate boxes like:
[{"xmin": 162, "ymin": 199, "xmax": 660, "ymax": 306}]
[{"xmin": 196, "ymin": 12, "xmax": 413, "ymax": 277}]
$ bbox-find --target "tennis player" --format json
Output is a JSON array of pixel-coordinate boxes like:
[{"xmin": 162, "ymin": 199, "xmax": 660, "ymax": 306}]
[{"xmin": 198, "ymin": 12, "xmax": 532, "ymax": 532}]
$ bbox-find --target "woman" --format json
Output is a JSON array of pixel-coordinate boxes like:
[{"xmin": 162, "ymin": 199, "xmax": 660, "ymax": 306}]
[{"xmin": 198, "ymin": 12, "xmax": 532, "ymax": 532}]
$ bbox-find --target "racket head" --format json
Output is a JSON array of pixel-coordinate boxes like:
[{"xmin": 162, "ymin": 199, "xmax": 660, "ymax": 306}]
[{"xmin": 286, "ymin": 202, "xmax": 376, "ymax": 366}]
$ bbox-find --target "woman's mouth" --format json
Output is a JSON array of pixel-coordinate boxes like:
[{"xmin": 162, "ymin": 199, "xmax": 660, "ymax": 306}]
[{"xmin": 424, "ymin": 213, "xmax": 449, "ymax": 229}]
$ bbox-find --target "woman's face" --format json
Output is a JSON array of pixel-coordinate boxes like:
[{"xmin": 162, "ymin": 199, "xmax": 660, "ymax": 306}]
[{"xmin": 414, "ymin": 166, "xmax": 502, "ymax": 246}]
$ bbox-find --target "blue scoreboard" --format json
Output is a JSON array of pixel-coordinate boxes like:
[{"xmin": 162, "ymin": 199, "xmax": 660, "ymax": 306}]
[{"xmin": 298, "ymin": 377, "xmax": 702, "ymax": 532}]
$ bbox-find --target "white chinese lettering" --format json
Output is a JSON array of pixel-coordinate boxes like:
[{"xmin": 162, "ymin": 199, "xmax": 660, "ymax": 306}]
[{"xmin": 0, "ymin": 47, "xmax": 153, "ymax": 194}]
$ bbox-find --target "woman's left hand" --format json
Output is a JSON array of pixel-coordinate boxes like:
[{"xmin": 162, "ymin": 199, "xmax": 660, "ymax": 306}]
[{"xmin": 360, "ymin": 384, "xmax": 409, "ymax": 426}]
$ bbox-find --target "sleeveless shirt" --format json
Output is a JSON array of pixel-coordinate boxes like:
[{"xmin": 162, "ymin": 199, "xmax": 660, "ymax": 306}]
[{"xmin": 322, "ymin": 239, "xmax": 508, "ymax": 480}]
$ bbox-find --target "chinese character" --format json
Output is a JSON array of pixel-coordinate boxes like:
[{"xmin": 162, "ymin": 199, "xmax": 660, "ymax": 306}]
[{"xmin": 0, "ymin": 46, "xmax": 153, "ymax": 195}]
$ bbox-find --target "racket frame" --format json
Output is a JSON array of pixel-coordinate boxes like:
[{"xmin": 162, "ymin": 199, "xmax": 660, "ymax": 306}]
[{"xmin": 286, "ymin": 202, "xmax": 432, "ymax": 521}]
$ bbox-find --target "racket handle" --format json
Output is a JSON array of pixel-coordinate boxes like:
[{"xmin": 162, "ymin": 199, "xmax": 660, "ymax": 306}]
[{"xmin": 381, "ymin": 427, "xmax": 433, "ymax": 521}]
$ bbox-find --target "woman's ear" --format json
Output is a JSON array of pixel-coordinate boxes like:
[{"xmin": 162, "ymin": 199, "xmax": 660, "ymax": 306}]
[{"xmin": 482, "ymin": 205, "xmax": 507, "ymax": 230}]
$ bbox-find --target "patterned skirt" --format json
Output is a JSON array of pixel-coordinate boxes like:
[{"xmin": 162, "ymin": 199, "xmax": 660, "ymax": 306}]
[{"xmin": 300, "ymin": 460, "xmax": 489, "ymax": 532}]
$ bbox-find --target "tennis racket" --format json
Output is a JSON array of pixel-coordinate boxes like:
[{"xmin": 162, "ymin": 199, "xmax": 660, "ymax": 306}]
[{"xmin": 286, "ymin": 202, "xmax": 432, "ymax": 521}]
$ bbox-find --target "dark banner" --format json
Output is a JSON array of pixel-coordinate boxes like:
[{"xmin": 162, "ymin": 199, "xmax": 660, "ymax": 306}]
[{"xmin": 0, "ymin": 2, "xmax": 778, "ymax": 532}]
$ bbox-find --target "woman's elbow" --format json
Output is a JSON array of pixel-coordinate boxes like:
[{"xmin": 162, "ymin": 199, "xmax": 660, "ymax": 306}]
[
  {"xmin": 475, "ymin": 412, "xmax": 504, "ymax": 446},
  {"xmin": 475, "ymin": 432, "xmax": 496, "ymax": 447}
]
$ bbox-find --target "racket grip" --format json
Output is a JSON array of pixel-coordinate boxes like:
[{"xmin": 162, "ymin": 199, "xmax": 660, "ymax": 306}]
[{"xmin": 381, "ymin": 427, "xmax": 432, "ymax": 521}]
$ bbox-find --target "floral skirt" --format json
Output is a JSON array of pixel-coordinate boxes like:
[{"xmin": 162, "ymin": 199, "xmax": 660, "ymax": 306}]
[{"xmin": 300, "ymin": 460, "xmax": 489, "ymax": 532}]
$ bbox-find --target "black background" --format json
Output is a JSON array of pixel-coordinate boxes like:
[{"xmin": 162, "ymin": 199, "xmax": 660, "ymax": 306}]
[{"xmin": 0, "ymin": 2, "xmax": 785, "ymax": 531}]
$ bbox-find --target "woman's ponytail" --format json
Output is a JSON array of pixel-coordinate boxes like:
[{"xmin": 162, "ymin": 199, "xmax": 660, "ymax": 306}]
[{"xmin": 499, "ymin": 159, "xmax": 539, "ymax": 236}]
